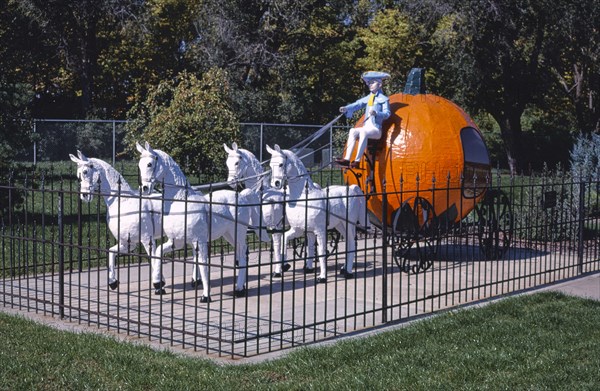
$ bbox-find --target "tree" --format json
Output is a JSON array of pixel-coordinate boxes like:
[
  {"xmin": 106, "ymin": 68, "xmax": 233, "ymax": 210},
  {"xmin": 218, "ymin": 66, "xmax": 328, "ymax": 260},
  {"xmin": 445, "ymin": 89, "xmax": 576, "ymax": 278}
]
[
  {"xmin": 10, "ymin": 0, "xmax": 144, "ymax": 118},
  {"xmin": 0, "ymin": 1, "xmax": 35, "ymax": 213},
  {"xmin": 183, "ymin": 0, "xmax": 302, "ymax": 122},
  {"xmin": 0, "ymin": 0, "xmax": 35, "ymax": 159},
  {"xmin": 184, "ymin": 0, "xmax": 367, "ymax": 124},
  {"xmin": 428, "ymin": 0, "xmax": 561, "ymax": 174},
  {"xmin": 549, "ymin": 0, "xmax": 600, "ymax": 134},
  {"xmin": 99, "ymin": 0, "xmax": 201, "ymax": 118},
  {"xmin": 355, "ymin": 8, "xmax": 421, "ymax": 94},
  {"xmin": 124, "ymin": 69, "xmax": 238, "ymax": 180}
]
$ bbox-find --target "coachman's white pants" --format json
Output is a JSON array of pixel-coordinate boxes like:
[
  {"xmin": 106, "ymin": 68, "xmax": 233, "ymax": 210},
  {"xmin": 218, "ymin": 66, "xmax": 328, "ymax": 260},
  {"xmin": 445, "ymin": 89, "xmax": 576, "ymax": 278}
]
[{"xmin": 343, "ymin": 120, "xmax": 381, "ymax": 162}]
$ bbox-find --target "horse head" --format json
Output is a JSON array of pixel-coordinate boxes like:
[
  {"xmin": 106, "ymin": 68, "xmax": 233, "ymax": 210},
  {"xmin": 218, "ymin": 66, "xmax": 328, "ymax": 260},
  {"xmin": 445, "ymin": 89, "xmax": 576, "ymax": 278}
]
[
  {"xmin": 136, "ymin": 141, "xmax": 164, "ymax": 195},
  {"xmin": 266, "ymin": 144, "xmax": 289, "ymax": 190},
  {"xmin": 224, "ymin": 142, "xmax": 245, "ymax": 189},
  {"xmin": 70, "ymin": 150, "xmax": 100, "ymax": 202}
]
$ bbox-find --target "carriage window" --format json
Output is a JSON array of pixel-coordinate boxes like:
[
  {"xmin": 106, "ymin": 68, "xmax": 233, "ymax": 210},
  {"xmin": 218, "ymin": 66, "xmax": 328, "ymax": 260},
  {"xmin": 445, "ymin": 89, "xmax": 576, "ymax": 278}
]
[{"xmin": 461, "ymin": 127, "xmax": 490, "ymax": 198}]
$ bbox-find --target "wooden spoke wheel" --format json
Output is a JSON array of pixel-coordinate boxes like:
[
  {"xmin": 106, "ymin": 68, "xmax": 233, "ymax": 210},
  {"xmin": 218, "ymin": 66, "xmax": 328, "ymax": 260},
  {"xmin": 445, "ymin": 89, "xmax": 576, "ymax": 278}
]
[
  {"xmin": 475, "ymin": 189, "xmax": 513, "ymax": 259},
  {"xmin": 390, "ymin": 196, "xmax": 440, "ymax": 273}
]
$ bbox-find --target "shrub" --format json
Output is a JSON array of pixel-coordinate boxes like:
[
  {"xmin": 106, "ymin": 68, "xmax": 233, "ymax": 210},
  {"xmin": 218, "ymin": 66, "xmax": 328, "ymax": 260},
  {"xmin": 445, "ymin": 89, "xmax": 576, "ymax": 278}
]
[
  {"xmin": 124, "ymin": 68, "xmax": 238, "ymax": 181},
  {"xmin": 570, "ymin": 132, "xmax": 600, "ymax": 182},
  {"xmin": 514, "ymin": 165, "xmax": 579, "ymax": 242}
]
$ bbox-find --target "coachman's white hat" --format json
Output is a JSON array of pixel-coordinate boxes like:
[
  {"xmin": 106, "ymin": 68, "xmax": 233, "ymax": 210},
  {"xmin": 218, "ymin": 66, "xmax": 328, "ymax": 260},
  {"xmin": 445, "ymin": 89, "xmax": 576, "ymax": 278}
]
[{"xmin": 361, "ymin": 71, "xmax": 391, "ymax": 83}]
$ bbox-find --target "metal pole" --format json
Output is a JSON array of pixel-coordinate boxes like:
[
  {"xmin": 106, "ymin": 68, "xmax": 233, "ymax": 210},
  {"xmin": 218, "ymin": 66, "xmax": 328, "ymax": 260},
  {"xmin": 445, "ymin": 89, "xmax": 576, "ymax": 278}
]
[
  {"xmin": 259, "ymin": 123, "xmax": 264, "ymax": 162},
  {"xmin": 33, "ymin": 120, "xmax": 37, "ymax": 165},
  {"xmin": 112, "ymin": 120, "xmax": 116, "ymax": 166},
  {"xmin": 329, "ymin": 125, "xmax": 333, "ymax": 164},
  {"xmin": 382, "ymin": 180, "xmax": 388, "ymax": 323},
  {"xmin": 577, "ymin": 181, "xmax": 585, "ymax": 274},
  {"xmin": 58, "ymin": 191, "xmax": 65, "ymax": 319}
]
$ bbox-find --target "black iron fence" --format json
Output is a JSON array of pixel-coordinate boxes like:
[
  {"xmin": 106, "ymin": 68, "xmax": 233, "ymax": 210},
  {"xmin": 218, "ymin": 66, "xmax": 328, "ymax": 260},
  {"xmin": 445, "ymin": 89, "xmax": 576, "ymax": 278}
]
[{"xmin": 1, "ymin": 167, "xmax": 599, "ymax": 358}]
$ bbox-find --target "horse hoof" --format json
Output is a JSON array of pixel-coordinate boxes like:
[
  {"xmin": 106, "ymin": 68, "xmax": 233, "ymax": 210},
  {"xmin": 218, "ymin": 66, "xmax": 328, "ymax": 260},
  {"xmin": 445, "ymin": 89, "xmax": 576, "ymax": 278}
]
[
  {"xmin": 316, "ymin": 277, "xmax": 327, "ymax": 284},
  {"xmin": 282, "ymin": 263, "xmax": 291, "ymax": 272},
  {"xmin": 153, "ymin": 281, "xmax": 166, "ymax": 290},
  {"xmin": 234, "ymin": 288, "xmax": 246, "ymax": 298},
  {"xmin": 271, "ymin": 272, "xmax": 282, "ymax": 278},
  {"xmin": 200, "ymin": 296, "xmax": 212, "ymax": 303},
  {"xmin": 340, "ymin": 267, "xmax": 354, "ymax": 279},
  {"xmin": 154, "ymin": 288, "xmax": 167, "ymax": 295},
  {"xmin": 109, "ymin": 280, "xmax": 119, "ymax": 290},
  {"xmin": 191, "ymin": 279, "xmax": 203, "ymax": 289},
  {"xmin": 304, "ymin": 266, "xmax": 315, "ymax": 274}
]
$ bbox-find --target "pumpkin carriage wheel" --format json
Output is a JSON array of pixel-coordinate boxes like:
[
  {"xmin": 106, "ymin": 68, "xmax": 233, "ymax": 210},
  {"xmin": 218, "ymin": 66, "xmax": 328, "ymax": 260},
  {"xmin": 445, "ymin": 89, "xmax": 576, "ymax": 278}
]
[
  {"xmin": 474, "ymin": 189, "xmax": 513, "ymax": 259},
  {"xmin": 291, "ymin": 230, "xmax": 342, "ymax": 272},
  {"xmin": 389, "ymin": 196, "xmax": 441, "ymax": 273}
]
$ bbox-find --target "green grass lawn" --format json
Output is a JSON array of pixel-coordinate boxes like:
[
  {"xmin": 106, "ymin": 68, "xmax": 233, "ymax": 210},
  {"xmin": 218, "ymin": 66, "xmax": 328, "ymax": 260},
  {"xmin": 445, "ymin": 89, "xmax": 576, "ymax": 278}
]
[{"xmin": 1, "ymin": 292, "xmax": 599, "ymax": 390}]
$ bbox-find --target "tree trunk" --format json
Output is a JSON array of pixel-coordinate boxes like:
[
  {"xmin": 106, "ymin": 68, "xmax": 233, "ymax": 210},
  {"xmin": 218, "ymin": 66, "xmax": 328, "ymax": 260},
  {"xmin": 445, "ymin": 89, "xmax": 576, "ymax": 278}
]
[{"xmin": 494, "ymin": 112, "xmax": 523, "ymax": 175}]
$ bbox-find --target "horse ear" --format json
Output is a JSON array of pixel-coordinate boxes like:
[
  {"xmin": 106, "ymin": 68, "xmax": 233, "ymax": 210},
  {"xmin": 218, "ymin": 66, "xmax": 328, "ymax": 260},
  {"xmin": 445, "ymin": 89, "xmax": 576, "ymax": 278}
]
[
  {"xmin": 265, "ymin": 144, "xmax": 274, "ymax": 154},
  {"xmin": 145, "ymin": 142, "xmax": 156, "ymax": 154},
  {"xmin": 223, "ymin": 143, "xmax": 233, "ymax": 154},
  {"xmin": 77, "ymin": 150, "xmax": 88, "ymax": 161},
  {"xmin": 274, "ymin": 144, "xmax": 282, "ymax": 152},
  {"xmin": 136, "ymin": 142, "xmax": 145, "ymax": 154},
  {"xmin": 69, "ymin": 154, "xmax": 81, "ymax": 164},
  {"xmin": 232, "ymin": 142, "xmax": 238, "ymax": 151}
]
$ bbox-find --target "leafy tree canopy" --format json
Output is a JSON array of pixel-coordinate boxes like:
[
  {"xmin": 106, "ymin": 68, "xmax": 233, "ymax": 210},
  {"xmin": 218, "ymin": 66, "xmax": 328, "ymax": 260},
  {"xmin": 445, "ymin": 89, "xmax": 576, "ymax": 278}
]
[{"xmin": 124, "ymin": 68, "xmax": 238, "ymax": 180}]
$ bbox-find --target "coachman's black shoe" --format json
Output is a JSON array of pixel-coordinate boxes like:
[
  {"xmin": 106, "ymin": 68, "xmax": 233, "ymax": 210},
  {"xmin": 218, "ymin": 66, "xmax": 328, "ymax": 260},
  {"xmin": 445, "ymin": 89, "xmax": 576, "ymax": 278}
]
[{"xmin": 335, "ymin": 158, "xmax": 350, "ymax": 166}]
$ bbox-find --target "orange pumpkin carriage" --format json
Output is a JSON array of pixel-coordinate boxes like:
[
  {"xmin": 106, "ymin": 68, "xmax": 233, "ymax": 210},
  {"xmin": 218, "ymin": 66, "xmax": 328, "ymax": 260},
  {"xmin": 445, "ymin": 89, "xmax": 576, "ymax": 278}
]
[{"xmin": 342, "ymin": 69, "xmax": 513, "ymax": 273}]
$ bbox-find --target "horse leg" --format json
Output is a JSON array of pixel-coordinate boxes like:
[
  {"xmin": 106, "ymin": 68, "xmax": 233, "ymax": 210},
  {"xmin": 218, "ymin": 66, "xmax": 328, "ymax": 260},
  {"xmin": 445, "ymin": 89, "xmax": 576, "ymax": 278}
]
[
  {"xmin": 271, "ymin": 232, "xmax": 291, "ymax": 276},
  {"xmin": 304, "ymin": 232, "xmax": 316, "ymax": 273},
  {"xmin": 339, "ymin": 226, "xmax": 355, "ymax": 279},
  {"xmin": 272, "ymin": 226, "xmax": 301, "ymax": 278},
  {"xmin": 195, "ymin": 240, "xmax": 211, "ymax": 302},
  {"xmin": 156, "ymin": 238, "xmax": 194, "ymax": 292},
  {"xmin": 143, "ymin": 239, "xmax": 166, "ymax": 295},
  {"xmin": 315, "ymin": 230, "xmax": 329, "ymax": 283},
  {"xmin": 264, "ymin": 202, "xmax": 290, "ymax": 276},
  {"xmin": 229, "ymin": 228, "xmax": 248, "ymax": 298},
  {"xmin": 107, "ymin": 244, "xmax": 120, "ymax": 290}
]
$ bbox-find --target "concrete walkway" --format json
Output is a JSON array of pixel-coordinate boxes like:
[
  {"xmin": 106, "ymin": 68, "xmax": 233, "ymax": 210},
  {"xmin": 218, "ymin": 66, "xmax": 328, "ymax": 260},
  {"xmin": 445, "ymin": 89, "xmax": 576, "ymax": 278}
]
[
  {"xmin": 540, "ymin": 272, "xmax": 600, "ymax": 301},
  {"xmin": 1, "ymin": 237, "xmax": 598, "ymax": 363}
]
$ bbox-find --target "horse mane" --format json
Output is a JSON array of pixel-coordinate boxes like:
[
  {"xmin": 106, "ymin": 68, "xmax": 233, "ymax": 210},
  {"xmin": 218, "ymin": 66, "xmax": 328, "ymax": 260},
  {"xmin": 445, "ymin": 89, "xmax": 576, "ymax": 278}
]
[
  {"xmin": 89, "ymin": 158, "xmax": 134, "ymax": 193},
  {"xmin": 153, "ymin": 149, "xmax": 189, "ymax": 188},
  {"xmin": 238, "ymin": 148, "xmax": 263, "ymax": 176},
  {"xmin": 236, "ymin": 148, "xmax": 270, "ymax": 189},
  {"xmin": 282, "ymin": 149, "xmax": 320, "ymax": 190}
]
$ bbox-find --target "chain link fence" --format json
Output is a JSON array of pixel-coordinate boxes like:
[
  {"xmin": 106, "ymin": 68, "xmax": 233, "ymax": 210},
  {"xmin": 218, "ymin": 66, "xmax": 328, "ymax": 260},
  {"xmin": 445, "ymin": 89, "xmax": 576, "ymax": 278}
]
[{"xmin": 22, "ymin": 119, "xmax": 351, "ymax": 168}]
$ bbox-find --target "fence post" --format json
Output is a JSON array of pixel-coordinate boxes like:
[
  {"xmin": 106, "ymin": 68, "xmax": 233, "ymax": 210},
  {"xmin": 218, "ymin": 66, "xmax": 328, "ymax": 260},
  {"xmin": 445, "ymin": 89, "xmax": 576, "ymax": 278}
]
[
  {"xmin": 33, "ymin": 120, "xmax": 37, "ymax": 165},
  {"xmin": 112, "ymin": 120, "xmax": 116, "ymax": 166},
  {"xmin": 381, "ymin": 180, "xmax": 388, "ymax": 323},
  {"xmin": 577, "ymin": 180, "xmax": 586, "ymax": 274},
  {"xmin": 329, "ymin": 125, "xmax": 333, "ymax": 165},
  {"xmin": 58, "ymin": 191, "xmax": 65, "ymax": 319},
  {"xmin": 259, "ymin": 123, "xmax": 264, "ymax": 162}
]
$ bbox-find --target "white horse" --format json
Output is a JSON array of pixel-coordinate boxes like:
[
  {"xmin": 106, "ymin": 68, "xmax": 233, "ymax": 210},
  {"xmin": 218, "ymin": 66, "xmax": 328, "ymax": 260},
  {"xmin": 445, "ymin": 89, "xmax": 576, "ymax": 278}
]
[
  {"xmin": 137, "ymin": 142, "xmax": 265, "ymax": 302},
  {"xmin": 69, "ymin": 151, "xmax": 166, "ymax": 294},
  {"xmin": 224, "ymin": 142, "xmax": 310, "ymax": 277},
  {"xmin": 266, "ymin": 144, "xmax": 368, "ymax": 282}
]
